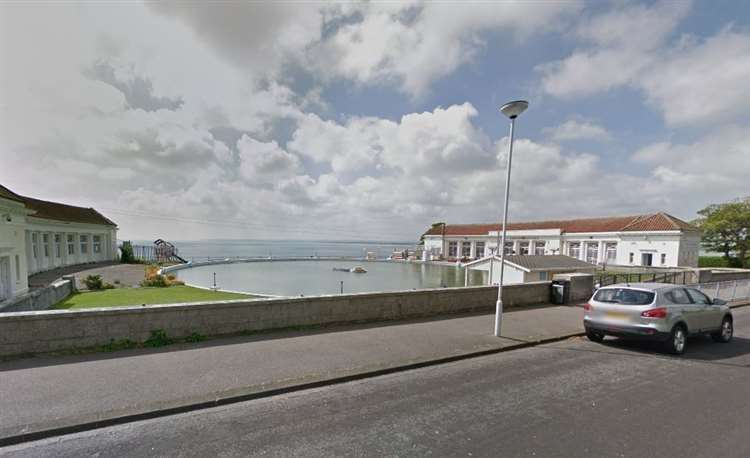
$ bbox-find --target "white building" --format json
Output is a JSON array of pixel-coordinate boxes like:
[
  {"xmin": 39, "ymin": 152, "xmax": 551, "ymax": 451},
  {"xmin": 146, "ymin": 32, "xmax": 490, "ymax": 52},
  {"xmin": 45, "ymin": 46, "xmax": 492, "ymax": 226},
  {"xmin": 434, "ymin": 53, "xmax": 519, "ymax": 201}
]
[
  {"xmin": 422, "ymin": 213, "xmax": 700, "ymax": 268},
  {"xmin": 463, "ymin": 254, "xmax": 597, "ymax": 284},
  {"xmin": 0, "ymin": 184, "xmax": 118, "ymax": 301}
]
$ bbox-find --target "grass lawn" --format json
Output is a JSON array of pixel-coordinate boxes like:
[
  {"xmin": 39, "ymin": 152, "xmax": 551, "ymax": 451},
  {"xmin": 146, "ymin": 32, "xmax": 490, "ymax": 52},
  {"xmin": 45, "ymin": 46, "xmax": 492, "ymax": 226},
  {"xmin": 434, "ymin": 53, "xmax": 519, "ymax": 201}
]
[{"xmin": 55, "ymin": 285, "xmax": 256, "ymax": 309}]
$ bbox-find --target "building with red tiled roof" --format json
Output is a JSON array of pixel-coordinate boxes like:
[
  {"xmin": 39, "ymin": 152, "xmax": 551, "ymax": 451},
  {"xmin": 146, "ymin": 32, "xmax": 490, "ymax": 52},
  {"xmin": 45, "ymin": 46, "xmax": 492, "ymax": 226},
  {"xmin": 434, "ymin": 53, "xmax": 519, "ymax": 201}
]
[
  {"xmin": 422, "ymin": 213, "xmax": 700, "ymax": 268},
  {"xmin": 0, "ymin": 184, "xmax": 118, "ymax": 302}
]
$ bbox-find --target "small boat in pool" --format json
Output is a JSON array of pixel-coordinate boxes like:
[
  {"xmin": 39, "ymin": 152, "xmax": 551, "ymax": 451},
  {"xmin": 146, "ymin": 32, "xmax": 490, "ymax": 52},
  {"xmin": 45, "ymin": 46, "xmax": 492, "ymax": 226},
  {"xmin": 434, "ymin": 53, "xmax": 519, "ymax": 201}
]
[{"xmin": 333, "ymin": 266, "xmax": 368, "ymax": 273}]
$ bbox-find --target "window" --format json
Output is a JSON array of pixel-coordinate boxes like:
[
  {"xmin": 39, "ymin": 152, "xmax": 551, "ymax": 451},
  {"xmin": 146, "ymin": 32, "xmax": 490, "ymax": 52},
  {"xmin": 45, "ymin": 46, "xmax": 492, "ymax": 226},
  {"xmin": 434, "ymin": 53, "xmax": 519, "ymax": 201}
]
[
  {"xmin": 504, "ymin": 241, "xmax": 514, "ymax": 255},
  {"xmin": 80, "ymin": 235, "xmax": 88, "ymax": 254},
  {"xmin": 629, "ymin": 252, "xmax": 634, "ymax": 264},
  {"xmin": 605, "ymin": 243, "xmax": 617, "ymax": 263},
  {"xmin": 93, "ymin": 235, "xmax": 102, "ymax": 254},
  {"xmin": 568, "ymin": 242, "xmax": 580, "ymax": 259},
  {"xmin": 475, "ymin": 242, "xmax": 485, "ymax": 258},
  {"xmin": 519, "ymin": 241, "xmax": 529, "ymax": 255},
  {"xmin": 54, "ymin": 234, "xmax": 62, "ymax": 258},
  {"xmin": 660, "ymin": 253, "xmax": 666, "ymax": 265},
  {"xmin": 686, "ymin": 288, "xmax": 710, "ymax": 304},
  {"xmin": 665, "ymin": 288, "xmax": 691, "ymax": 304},
  {"xmin": 461, "ymin": 241, "xmax": 471, "ymax": 258},
  {"xmin": 586, "ymin": 242, "xmax": 599, "ymax": 264},
  {"xmin": 448, "ymin": 241, "xmax": 458, "ymax": 257},
  {"xmin": 539, "ymin": 271, "xmax": 548, "ymax": 281},
  {"xmin": 534, "ymin": 241, "xmax": 545, "ymax": 256},
  {"xmin": 15, "ymin": 255, "xmax": 20, "ymax": 281},
  {"xmin": 31, "ymin": 233, "xmax": 38, "ymax": 259},
  {"xmin": 594, "ymin": 288, "xmax": 655, "ymax": 305},
  {"xmin": 67, "ymin": 234, "xmax": 75, "ymax": 255},
  {"xmin": 43, "ymin": 234, "xmax": 49, "ymax": 257}
]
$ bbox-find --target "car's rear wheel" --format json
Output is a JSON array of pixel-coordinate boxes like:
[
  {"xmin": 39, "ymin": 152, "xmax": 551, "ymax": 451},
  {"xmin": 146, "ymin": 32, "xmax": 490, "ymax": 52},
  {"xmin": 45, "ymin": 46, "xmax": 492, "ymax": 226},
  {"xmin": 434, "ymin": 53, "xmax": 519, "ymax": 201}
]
[
  {"xmin": 711, "ymin": 316, "xmax": 733, "ymax": 343},
  {"xmin": 586, "ymin": 330, "xmax": 605, "ymax": 343},
  {"xmin": 666, "ymin": 324, "xmax": 687, "ymax": 355}
]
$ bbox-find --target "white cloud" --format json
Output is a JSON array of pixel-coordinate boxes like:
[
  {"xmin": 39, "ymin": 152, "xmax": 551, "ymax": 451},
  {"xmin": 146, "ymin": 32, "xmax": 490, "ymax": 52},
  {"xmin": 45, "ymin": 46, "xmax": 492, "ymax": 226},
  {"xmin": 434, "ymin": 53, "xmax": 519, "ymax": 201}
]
[
  {"xmin": 544, "ymin": 119, "xmax": 611, "ymax": 142},
  {"xmin": 309, "ymin": 1, "xmax": 582, "ymax": 97},
  {"xmin": 539, "ymin": 1, "xmax": 691, "ymax": 98},
  {"xmin": 237, "ymin": 135, "xmax": 301, "ymax": 185},
  {"xmin": 539, "ymin": 1, "xmax": 750, "ymax": 127}
]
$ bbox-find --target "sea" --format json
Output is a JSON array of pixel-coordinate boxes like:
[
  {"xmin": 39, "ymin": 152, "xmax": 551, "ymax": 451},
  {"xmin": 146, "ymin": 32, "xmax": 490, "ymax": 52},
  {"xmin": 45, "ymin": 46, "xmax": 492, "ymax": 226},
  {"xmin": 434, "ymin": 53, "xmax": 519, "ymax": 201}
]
[{"xmin": 147, "ymin": 239, "xmax": 418, "ymax": 261}]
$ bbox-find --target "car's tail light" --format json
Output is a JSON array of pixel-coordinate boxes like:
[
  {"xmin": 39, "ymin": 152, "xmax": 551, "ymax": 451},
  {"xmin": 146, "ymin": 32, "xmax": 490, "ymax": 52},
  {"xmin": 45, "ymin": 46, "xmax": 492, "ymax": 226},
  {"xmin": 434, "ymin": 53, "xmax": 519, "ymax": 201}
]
[
  {"xmin": 583, "ymin": 303, "xmax": 592, "ymax": 311},
  {"xmin": 641, "ymin": 307, "xmax": 667, "ymax": 319}
]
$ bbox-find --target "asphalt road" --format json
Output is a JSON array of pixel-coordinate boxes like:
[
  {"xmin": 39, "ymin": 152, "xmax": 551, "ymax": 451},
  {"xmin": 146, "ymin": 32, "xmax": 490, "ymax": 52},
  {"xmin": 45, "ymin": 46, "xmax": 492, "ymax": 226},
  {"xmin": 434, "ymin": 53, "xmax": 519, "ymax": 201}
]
[{"xmin": 4, "ymin": 307, "xmax": 750, "ymax": 457}]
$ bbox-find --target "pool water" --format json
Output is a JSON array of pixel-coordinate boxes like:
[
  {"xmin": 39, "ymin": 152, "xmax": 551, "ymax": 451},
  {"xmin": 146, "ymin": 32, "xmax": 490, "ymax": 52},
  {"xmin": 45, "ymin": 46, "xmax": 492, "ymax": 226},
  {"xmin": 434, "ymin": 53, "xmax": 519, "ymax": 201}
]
[{"xmin": 175, "ymin": 260, "xmax": 488, "ymax": 297}]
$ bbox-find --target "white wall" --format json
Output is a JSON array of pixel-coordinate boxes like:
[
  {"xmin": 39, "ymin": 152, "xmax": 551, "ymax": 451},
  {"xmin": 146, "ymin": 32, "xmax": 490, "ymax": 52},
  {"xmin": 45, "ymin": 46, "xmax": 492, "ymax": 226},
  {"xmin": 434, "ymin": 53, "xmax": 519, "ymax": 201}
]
[
  {"xmin": 426, "ymin": 229, "xmax": 699, "ymax": 267},
  {"xmin": 0, "ymin": 199, "xmax": 30, "ymax": 299},
  {"xmin": 24, "ymin": 218, "xmax": 118, "ymax": 275}
]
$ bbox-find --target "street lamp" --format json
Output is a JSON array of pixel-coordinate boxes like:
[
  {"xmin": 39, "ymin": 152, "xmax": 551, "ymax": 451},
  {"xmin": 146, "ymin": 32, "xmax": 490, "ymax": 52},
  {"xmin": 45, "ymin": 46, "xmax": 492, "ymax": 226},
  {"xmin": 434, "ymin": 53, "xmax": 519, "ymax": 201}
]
[{"xmin": 494, "ymin": 100, "xmax": 528, "ymax": 337}]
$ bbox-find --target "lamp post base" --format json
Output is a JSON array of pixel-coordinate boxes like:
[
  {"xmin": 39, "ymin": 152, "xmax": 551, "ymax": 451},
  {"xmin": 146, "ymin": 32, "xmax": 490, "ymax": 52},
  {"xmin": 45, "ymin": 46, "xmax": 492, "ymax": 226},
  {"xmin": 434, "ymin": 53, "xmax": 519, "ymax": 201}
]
[{"xmin": 494, "ymin": 298, "xmax": 503, "ymax": 337}]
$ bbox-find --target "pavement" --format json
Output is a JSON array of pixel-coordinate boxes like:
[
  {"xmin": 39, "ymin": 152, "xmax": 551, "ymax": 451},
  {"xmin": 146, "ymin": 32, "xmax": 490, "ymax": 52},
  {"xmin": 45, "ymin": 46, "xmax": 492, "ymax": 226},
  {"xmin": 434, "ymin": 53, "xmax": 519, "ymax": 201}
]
[
  {"xmin": 6, "ymin": 306, "xmax": 750, "ymax": 457},
  {"xmin": 0, "ymin": 305, "xmax": 584, "ymax": 444},
  {"xmin": 27, "ymin": 262, "xmax": 145, "ymax": 290}
]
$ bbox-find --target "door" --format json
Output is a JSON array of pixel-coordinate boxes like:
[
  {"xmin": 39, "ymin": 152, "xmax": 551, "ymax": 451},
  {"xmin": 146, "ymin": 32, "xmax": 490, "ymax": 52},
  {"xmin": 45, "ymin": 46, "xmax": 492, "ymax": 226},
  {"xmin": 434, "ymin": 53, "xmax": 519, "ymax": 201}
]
[
  {"xmin": 641, "ymin": 253, "xmax": 653, "ymax": 266},
  {"xmin": 0, "ymin": 257, "xmax": 10, "ymax": 301},
  {"xmin": 686, "ymin": 288, "xmax": 721, "ymax": 331},
  {"xmin": 665, "ymin": 287, "xmax": 701, "ymax": 331}
]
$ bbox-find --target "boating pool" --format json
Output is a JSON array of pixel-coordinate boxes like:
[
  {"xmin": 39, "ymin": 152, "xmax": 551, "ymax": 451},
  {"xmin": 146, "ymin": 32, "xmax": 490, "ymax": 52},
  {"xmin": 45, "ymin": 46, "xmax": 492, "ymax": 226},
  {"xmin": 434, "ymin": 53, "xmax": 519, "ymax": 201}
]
[{"xmin": 175, "ymin": 260, "xmax": 488, "ymax": 297}]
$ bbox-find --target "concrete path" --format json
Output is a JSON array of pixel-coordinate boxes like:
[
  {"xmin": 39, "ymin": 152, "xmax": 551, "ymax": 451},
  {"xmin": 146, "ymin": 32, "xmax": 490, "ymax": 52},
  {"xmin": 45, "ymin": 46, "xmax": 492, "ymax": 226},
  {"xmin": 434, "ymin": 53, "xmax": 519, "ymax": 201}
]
[
  {"xmin": 27, "ymin": 262, "xmax": 146, "ymax": 290},
  {"xmin": 0, "ymin": 305, "xmax": 584, "ymax": 442}
]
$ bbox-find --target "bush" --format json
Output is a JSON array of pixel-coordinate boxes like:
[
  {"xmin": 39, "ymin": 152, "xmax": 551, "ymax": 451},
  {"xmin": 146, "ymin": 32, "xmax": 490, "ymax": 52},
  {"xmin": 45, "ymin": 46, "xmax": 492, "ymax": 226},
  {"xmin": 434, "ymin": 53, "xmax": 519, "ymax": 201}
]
[
  {"xmin": 144, "ymin": 329, "xmax": 172, "ymax": 347},
  {"xmin": 699, "ymin": 256, "xmax": 746, "ymax": 268},
  {"xmin": 141, "ymin": 264, "xmax": 183, "ymax": 287},
  {"xmin": 83, "ymin": 274, "xmax": 104, "ymax": 290},
  {"xmin": 120, "ymin": 241, "xmax": 135, "ymax": 264}
]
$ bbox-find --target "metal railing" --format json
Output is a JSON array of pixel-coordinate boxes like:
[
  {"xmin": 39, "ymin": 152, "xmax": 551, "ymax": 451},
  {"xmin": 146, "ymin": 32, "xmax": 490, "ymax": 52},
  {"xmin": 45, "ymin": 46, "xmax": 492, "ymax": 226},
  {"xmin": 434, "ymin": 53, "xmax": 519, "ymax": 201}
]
[
  {"xmin": 596, "ymin": 271, "xmax": 690, "ymax": 287},
  {"xmin": 694, "ymin": 279, "xmax": 750, "ymax": 303}
]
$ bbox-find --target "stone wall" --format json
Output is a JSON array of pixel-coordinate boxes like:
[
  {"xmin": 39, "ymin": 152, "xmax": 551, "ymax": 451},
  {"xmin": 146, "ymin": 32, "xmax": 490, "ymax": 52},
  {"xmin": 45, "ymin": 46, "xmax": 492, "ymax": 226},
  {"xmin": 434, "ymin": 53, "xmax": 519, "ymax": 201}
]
[
  {"xmin": 0, "ymin": 281, "xmax": 552, "ymax": 357},
  {"xmin": 0, "ymin": 277, "xmax": 73, "ymax": 313}
]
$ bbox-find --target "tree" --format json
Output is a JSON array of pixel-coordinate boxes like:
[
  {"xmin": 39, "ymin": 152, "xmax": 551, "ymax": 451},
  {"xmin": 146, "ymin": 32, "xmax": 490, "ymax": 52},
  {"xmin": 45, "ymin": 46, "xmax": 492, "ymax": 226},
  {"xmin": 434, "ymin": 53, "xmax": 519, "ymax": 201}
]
[{"xmin": 695, "ymin": 199, "xmax": 750, "ymax": 268}]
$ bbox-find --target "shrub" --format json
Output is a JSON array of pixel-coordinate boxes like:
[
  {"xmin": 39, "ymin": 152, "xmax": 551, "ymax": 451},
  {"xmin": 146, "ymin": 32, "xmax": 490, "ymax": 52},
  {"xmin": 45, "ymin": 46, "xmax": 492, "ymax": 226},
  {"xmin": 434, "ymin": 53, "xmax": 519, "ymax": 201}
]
[
  {"xmin": 103, "ymin": 282, "xmax": 116, "ymax": 290},
  {"xmin": 83, "ymin": 274, "xmax": 104, "ymax": 290},
  {"xmin": 185, "ymin": 332, "xmax": 206, "ymax": 343},
  {"xmin": 141, "ymin": 264, "xmax": 183, "ymax": 287},
  {"xmin": 120, "ymin": 241, "xmax": 135, "ymax": 264},
  {"xmin": 699, "ymin": 256, "xmax": 746, "ymax": 268},
  {"xmin": 141, "ymin": 274, "xmax": 168, "ymax": 288},
  {"xmin": 144, "ymin": 329, "xmax": 172, "ymax": 347}
]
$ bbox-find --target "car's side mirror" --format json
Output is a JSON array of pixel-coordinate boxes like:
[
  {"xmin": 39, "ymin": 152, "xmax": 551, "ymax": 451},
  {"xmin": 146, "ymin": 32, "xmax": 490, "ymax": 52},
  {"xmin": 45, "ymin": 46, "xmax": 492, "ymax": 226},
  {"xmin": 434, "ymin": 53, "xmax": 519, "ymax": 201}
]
[{"xmin": 713, "ymin": 298, "xmax": 727, "ymax": 306}]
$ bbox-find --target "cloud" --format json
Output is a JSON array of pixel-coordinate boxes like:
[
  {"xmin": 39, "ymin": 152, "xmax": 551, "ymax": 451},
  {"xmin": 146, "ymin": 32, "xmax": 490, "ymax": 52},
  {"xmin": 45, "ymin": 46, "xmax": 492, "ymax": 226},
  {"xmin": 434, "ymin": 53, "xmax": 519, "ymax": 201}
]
[
  {"xmin": 544, "ymin": 119, "xmax": 611, "ymax": 142},
  {"xmin": 289, "ymin": 103, "xmax": 493, "ymax": 176},
  {"xmin": 310, "ymin": 1, "xmax": 582, "ymax": 97},
  {"xmin": 539, "ymin": 1, "xmax": 750, "ymax": 127},
  {"xmin": 538, "ymin": 1, "xmax": 691, "ymax": 98},
  {"xmin": 85, "ymin": 61, "xmax": 183, "ymax": 112},
  {"xmin": 237, "ymin": 135, "xmax": 301, "ymax": 185}
]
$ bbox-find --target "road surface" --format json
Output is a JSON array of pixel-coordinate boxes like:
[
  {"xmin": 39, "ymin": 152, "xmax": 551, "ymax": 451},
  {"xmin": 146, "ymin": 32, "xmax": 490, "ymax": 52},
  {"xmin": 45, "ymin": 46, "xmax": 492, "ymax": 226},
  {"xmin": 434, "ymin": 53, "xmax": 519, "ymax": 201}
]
[{"xmin": 4, "ymin": 307, "xmax": 750, "ymax": 457}]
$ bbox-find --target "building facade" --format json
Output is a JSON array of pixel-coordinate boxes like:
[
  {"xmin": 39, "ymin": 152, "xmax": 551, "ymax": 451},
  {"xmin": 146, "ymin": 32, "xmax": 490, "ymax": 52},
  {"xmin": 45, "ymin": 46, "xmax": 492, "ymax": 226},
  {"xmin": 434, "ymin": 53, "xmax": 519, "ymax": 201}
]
[
  {"xmin": 0, "ymin": 185, "xmax": 117, "ymax": 301},
  {"xmin": 422, "ymin": 213, "xmax": 700, "ymax": 268}
]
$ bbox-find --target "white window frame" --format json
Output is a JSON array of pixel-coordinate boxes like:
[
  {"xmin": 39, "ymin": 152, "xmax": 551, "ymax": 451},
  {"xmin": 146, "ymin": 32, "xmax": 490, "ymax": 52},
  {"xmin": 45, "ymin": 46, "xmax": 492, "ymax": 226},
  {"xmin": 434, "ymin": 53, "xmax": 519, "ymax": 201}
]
[
  {"xmin": 534, "ymin": 241, "xmax": 545, "ymax": 256},
  {"xmin": 67, "ymin": 234, "xmax": 75, "ymax": 255},
  {"xmin": 519, "ymin": 241, "xmax": 530, "ymax": 255},
  {"xmin": 42, "ymin": 234, "xmax": 49, "ymax": 258},
  {"xmin": 31, "ymin": 233, "xmax": 38, "ymax": 259},
  {"xmin": 93, "ymin": 235, "xmax": 102, "ymax": 254},
  {"xmin": 605, "ymin": 242, "xmax": 617, "ymax": 263},
  {"xmin": 568, "ymin": 242, "xmax": 580, "ymax": 259},
  {"xmin": 448, "ymin": 241, "xmax": 458, "ymax": 257},
  {"xmin": 80, "ymin": 234, "xmax": 88, "ymax": 254},
  {"xmin": 475, "ymin": 242, "xmax": 485, "ymax": 258},
  {"xmin": 586, "ymin": 242, "xmax": 598, "ymax": 264},
  {"xmin": 54, "ymin": 234, "xmax": 62, "ymax": 258}
]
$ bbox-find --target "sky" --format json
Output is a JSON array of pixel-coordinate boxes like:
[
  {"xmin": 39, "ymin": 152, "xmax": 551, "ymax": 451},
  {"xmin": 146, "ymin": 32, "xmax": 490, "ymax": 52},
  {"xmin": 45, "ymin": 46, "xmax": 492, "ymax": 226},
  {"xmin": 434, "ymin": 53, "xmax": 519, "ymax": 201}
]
[{"xmin": 1, "ymin": 0, "xmax": 749, "ymax": 242}]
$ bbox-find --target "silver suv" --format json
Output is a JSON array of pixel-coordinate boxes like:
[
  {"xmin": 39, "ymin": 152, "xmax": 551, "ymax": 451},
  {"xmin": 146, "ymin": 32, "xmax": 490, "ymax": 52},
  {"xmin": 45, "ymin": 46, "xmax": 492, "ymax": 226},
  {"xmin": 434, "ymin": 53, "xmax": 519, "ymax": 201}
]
[{"xmin": 583, "ymin": 283, "xmax": 733, "ymax": 355}]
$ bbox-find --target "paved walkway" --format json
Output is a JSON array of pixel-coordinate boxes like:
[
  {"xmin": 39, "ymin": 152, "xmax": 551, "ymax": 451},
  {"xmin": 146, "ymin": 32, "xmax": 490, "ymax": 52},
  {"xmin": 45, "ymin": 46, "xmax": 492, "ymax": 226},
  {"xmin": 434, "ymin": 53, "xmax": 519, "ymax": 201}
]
[
  {"xmin": 0, "ymin": 305, "xmax": 584, "ymax": 441},
  {"xmin": 28, "ymin": 263, "xmax": 146, "ymax": 290}
]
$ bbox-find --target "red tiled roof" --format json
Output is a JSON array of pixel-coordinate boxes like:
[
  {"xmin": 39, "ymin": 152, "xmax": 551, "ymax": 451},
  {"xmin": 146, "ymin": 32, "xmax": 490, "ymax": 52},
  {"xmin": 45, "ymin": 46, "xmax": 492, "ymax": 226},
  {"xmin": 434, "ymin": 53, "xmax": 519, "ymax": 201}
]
[
  {"xmin": 0, "ymin": 184, "xmax": 117, "ymax": 227},
  {"xmin": 425, "ymin": 213, "xmax": 697, "ymax": 236}
]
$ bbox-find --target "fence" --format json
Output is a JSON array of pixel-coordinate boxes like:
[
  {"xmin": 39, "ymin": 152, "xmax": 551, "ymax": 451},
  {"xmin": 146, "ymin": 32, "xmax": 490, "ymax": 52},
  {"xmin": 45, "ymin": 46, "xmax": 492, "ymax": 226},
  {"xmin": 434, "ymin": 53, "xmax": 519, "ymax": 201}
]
[
  {"xmin": 694, "ymin": 279, "xmax": 750, "ymax": 303},
  {"xmin": 596, "ymin": 271, "xmax": 690, "ymax": 287},
  {"xmin": 130, "ymin": 245, "xmax": 186, "ymax": 264}
]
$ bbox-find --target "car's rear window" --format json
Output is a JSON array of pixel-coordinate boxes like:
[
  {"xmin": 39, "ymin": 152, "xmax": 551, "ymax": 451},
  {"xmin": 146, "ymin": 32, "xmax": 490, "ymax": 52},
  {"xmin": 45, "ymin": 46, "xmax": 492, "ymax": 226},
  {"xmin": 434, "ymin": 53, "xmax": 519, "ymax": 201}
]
[{"xmin": 593, "ymin": 288, "xmax": 655, "ymax": 305}]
